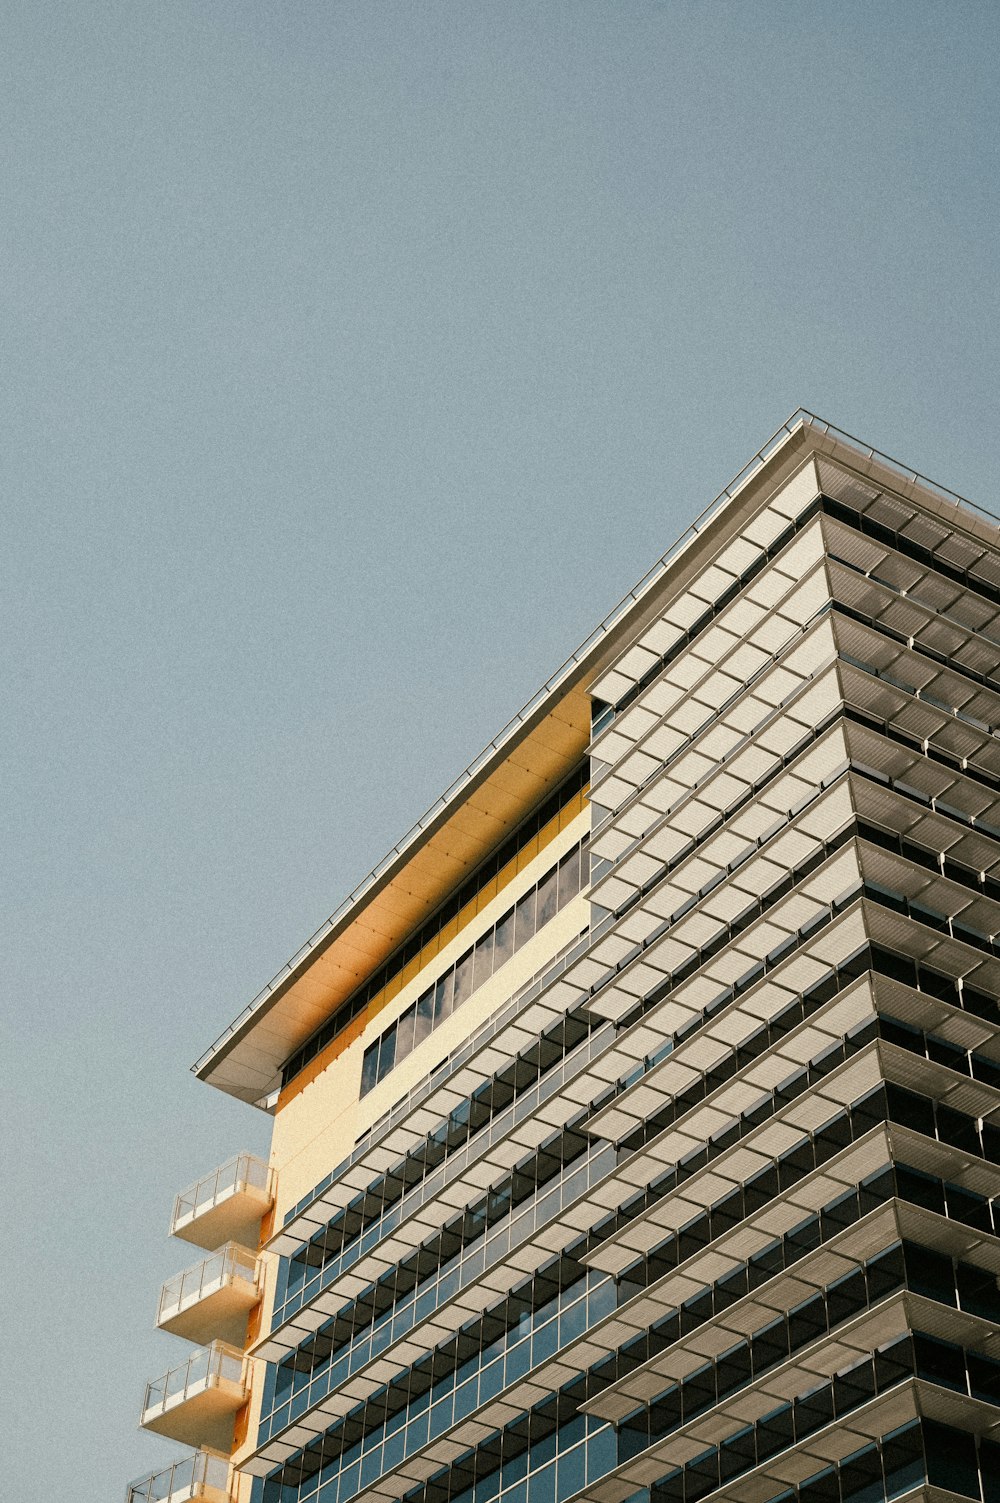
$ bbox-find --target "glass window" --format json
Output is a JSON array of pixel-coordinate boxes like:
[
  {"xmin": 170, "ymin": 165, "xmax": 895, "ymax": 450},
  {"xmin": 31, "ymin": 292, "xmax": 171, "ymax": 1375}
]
[
  {"xmin": 924, "ymin": 1421, "xmax": 978, "ymax": 1498},
  {"xmin": 395, "ymin": 1005, "xmax": 417, "ymax": 1064},
  {"xmin": 557, "ymin": 846, "xmax": 581, "ymax": 907},
  {"xmin": 493, "ymin": 908, "xmax": 515, "ymax": 970},
  {"xmin": 414, "ymin": 990, "xmax": 435, "ymax": 1049},
  {"xmin": 361, "ymin": 1042, "xmax": 380, "ymax": 1096},
  {"xmin": 980, "ymin": 1437, "xmax": 1000, "ymax": 1503},
  {"xmin": 434, "ymin": 968, "xmax": 455, "ymax": 1024},
  {"xmin": 556, "ymin": 1445, "xmax": 585, "ymax": 1499},
  {"xmin": 880, "ymin": 1424, "xmax": 924, "ymax": 1499},
  {"xmin": 378, "ymin": 1028, "xmax": 397, "ymax": 1083},
  {"xmin": 453, "ymin": 951, "xmax": 475, "ymax": 1010},
  {"xmin": 537, "ymin": 866, "xmax": 559, "ymax": 929},
  {"xmin": 514, "ymin": 888, "xmax": 536, "ymax": 952},
  {"xmin": 473, "ymin": 930, "xmax": 495, "ymax": 991}
]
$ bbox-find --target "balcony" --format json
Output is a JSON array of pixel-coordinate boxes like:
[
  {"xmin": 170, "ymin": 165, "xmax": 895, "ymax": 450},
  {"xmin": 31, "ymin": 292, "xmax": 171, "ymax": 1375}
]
[
  {"xmin": 141, "ymin": 1342, "xmax": 247, "ymax": 1449},
  {"xmin": 157, "ymin": 1244, "xmax": 259, "ymax": 1344},
  {"xmin": 171, "ymin": 1153, "xmax": 273, "ymax": 1252},
  {"xmin": 126, "ymin": 1449, "xmax": 230, "ymax": 1503}
]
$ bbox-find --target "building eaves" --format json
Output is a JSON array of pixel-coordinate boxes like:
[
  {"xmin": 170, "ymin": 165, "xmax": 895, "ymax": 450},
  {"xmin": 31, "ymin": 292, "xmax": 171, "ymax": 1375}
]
[{"xmin": 192, "ymin": 410, "xmax": 996, "ymax": 1108}]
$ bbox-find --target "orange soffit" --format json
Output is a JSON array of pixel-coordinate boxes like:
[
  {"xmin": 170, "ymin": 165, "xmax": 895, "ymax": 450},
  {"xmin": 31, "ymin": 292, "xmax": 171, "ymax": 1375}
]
[{"xmin": 276, "ymin": 787, "xmax": 589, "ymax": 1110}]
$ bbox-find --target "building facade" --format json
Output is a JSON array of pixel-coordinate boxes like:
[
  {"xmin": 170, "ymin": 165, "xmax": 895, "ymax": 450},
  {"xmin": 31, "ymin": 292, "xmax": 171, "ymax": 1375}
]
[{"xmin": 127, "ymin": 413, "xmax": 1000, "ymax": 1503}]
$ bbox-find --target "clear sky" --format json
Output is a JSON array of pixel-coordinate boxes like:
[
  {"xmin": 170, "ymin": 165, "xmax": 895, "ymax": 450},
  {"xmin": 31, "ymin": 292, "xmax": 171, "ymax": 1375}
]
[{"xmin": 3, "ymin": 1, "xmax": 998, "ymax": 1495}]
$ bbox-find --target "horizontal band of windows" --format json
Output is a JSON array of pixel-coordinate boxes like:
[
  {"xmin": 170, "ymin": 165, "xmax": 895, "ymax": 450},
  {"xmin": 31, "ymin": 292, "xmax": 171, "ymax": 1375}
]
[
  {"xmin": 259, "ymin": 1161, "xmax": 903, "ymax": 1483},
  {"xmin": 273, "ymin": 1015, "xmax": 606, "ymax": 1323},
  {"xmin": 262, "ymin": 972, "xmax": 899, "ymax": 1449},
  {"xmin": 279, "ymin": 926, "xmax": 597, "ymax": 1236},
  {"xmin": 400, "ymin": 1329, "xmax": 978, "ymax": 1503},
  {"xmin": 619, "ymin": 1239, "xmax": 1000, "ymax": 1448},
  {"xmin": 603, "ymin": 1081, "xmax": 1000, "ymax": 1285},
  {"xmin": 647, "ymin": 1343, "xmax": 996, "ymax": 1503},
  {"xmin": 273, "ymin": 964, "xmax": 879, "ymax": 1386},
  {"xmin": 276, "ymin": 808, "xmax": 867, "ymax": 1326},
  {"xmin": 263, "ymin": 1062, "xmax": 998, "ymax": 1460},
  {"xmin": 281, "ymin": 913, "xmax": 870, "ymax": 1325},
  {"xmin": 264, "ymin": 877, "xmax": 998, "ymax": 1388},
  {"xmin": 263, "ymin": 1146, "xmax": 894, "ymax": 1459},
  {"xmin": 361, "ymin": 839, "xmax": 588, "ymax": 1099},
  {"xmin": 273, "ymin": 900, "xmax": 1000, "ymax": 1385},
  {"xmin": 281, "ymin": 762, "xmax": 588, "ymax": 1090},
  {"xmin": 258, "ymin": 1127, "xmax": 1000, "ymax": 1489},
  {"xmin": 280, "ymin": 714, "xmax": 873, "ymax": 1281},
  {"xmin": 601, "ymin": 695, "xmax": 1000, "ymax": 963},
  {"xmin": 285, "ymin": 891, "xmax": 998, "ymax": 1379},
  {"xmin": 612, "ymin": 870, "xmax": 1000, "ymax": 1071},
  {"xmin": 603, "ymin": 733, "xmax": 1000, "ymax": 941},
  {"xmin": 617, "ymin": 1001, "xmax": 1000, "ymax": 1162},
  {"xmin": 595, "ymin": 1034, "xmax": 1000, "ymax": 1266},
  {"xmin": 652, "ymin": 1419, "xmax": 952, "ymax": 1503}
]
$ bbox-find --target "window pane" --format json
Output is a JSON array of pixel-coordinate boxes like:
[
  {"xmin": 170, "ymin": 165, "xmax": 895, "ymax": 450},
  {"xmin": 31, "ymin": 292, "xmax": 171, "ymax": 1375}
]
[
  {"xmin": 395, "ymin": 1004, "xmax": 417, "ymax": 1063},
  {"xmin": 414, "ymin": 990, "xmax": 435, "ymax": 1048},
  {"xmin": 361, "ymin": 1042, "xmax": 380, "ymax": 1096},
  {"xmin": 537, "ymin": 865, "xmax": 558, "ymax": 928},
  {"xmin": 493, "ymin": 909, "xmax": 515, "ymax": 970},
  {"xmin": 434, "ymin": 968, "xmax": 455, "ymax": 1023},
  {"xmin": 514, "ymin": 888, "xmax": 536, "ymax": 951},
  {"xmin": 473, "ymin": 930, "xmax": 494, "ymax": 991},
  {"xmin": 453, "ymin": 950, "xmax": 475, "ymax": 1009},
  {"xmin": 377, "ymin": 1027, "xmax": 397, "ymax": 1082},
  {"xmin": 557, "ymin": 845, "xmax": 581, "ymax": 907}
]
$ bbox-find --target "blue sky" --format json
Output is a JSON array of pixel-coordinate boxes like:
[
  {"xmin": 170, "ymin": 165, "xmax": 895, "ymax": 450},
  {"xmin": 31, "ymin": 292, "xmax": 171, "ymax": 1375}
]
[{"xmin": 3, "ymin": 2, "xmax": 998, "ymax": 1494}]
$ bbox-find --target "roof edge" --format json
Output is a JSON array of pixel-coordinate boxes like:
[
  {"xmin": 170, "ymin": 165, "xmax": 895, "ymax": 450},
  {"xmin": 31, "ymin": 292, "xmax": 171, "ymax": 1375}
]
[{"xmin": 193, "ymin": 408, "xmax": 991, "ymax": 1091}]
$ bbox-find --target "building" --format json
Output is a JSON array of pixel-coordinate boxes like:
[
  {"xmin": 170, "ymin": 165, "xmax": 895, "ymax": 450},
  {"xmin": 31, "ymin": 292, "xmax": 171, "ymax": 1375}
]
[{"xmin": 127, "ymin": 412, "xmax": 1000, "ymax": 1503}]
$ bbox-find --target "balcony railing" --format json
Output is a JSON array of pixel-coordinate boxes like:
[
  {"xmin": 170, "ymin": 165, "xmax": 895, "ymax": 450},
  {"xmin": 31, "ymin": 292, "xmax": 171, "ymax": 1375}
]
[
  {"xmin": 157, "ymin": 1243, "xmax": 259, "ymax": 1342},
  {"xmin": 141, "ymin": 1341, "xmax": 247, "ymax": 1445},
  {"xmin": 170, "ymin": 1152, "xmax": 273, "ymax": 1251},
  {"xmin": 126, "ymin": 1449, "xmax": 229, "ymax": 1503}
]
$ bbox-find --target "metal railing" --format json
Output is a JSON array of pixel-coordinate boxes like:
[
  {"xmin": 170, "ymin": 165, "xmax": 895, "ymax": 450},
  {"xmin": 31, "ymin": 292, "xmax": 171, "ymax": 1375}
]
[
  {"xmin": 170, "ymin": 1153, "xmax": 271, "ymax": 1237},
  {"xmin": 141, "ymin": 1341, "xmax": 245, "ymax": 1422},
  {"xmin": 193, "ymin": 408, "xmax": 999, "ymax": 1090},
  {"xmin": 126, "ymin": 1450, "xmax": 229, "ymax": 1503},
  {"xmin": 157, "ymin": 1244, "xmax": 258, "ymax": 1327},
  {"xmin": 800, "ymin": 410, "xmax": 999, "ymax": 525}
]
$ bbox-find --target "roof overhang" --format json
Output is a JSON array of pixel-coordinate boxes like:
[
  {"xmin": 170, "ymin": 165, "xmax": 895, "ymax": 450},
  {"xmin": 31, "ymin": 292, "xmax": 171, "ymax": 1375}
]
[{"xmin": 193, "ymin": 411, "xmax": 998, "ymax": 1107}]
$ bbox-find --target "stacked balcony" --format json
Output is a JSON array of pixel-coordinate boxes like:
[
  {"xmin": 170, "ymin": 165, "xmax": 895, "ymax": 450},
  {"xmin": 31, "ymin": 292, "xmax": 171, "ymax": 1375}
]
[
  {"xmin": 127, "ymin": 1154, "xmax": 271, "ymax": 1503},
  {"xmin": 171, "ymin": 1153, "xmax": 273, "ymax": 1252},
  {"xmin": 156, "ymin": 1243, "xmax": 261, "ymax": 1344},
  {"xmin": 125, "ymin": 1449, "xmax": 230, "ymax": 1503},
  {"xmin": 141, "ymin": 1342, "xmax": 248, "ymax": 1448}
]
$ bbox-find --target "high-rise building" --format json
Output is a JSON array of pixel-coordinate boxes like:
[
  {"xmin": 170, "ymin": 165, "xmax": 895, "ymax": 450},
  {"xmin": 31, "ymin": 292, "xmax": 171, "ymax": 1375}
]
[{"xmin": 127, "ymin": 412, "xmax": 1000, "ymax": 1503}]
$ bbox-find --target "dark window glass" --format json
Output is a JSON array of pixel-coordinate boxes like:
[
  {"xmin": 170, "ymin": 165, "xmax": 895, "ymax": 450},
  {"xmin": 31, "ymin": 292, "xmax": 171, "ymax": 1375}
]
[
  {"xmin": 915, "ymin": 1334, "xmax": 966, "ymax": 1393},
  {"xmin": 395, "ymin": 1005, "xmax": 417, "ymax": 1064},
  {"xmin": 378, "ymin": 1028, "xmax": 397, "ymax": 1082},
  {"xmin": 473, "ymin": 930, "xmax": 495, "ymax": 992},
  {"xmin": 556, "ymin": 847, "xmax": 580, "ymax": 901},
  {"xmin": 361, "ymin": 1041, "xmax": 380, "ymax": 1095},
  {"xmin": 880, "ymin": 1424, "xmax": 924, "ymax": 1499},
  {"xmin": 493, "ymin": 909, "xmax": 515, "ymax": 970},
  {"xmin": 414, "ymin": 991, "xmax": 434, "ymax": 1049},
  {"xmin": 981, "ymin": 1438, "xmax": 1000, "ymax": 1503},
  {"xmin": 514, "ymin": 888, "xmax": 536, "ymax": 951},
  {"xmin": 434, "ymin": 968, "xmax": 454, "ymax": 1023},
  {"xmin": 839, "ymin": 1443, "xmax": 882, "ymax": 1503},
  {"xmin": 924, "ymin": 1421, "xmax": 978, "ymax": 1498},
  {"xmin": 537, "ymin": 866, "xmax": 559, "ymax": 928}
]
